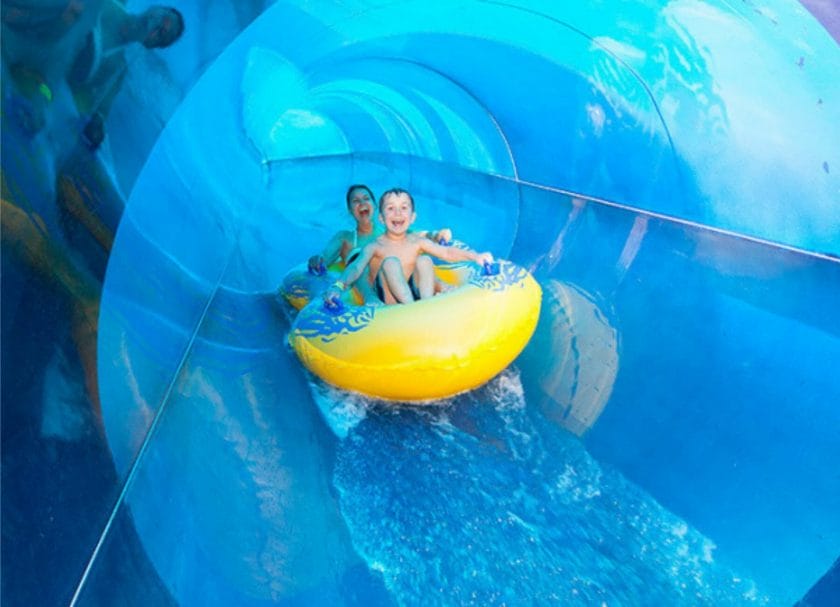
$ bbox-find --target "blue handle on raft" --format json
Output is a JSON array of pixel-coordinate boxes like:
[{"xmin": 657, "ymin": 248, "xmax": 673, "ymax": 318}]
[
  {"xmin": 482, "ymin": 261, "xmax": 500, "ymax": 276},
  {"xmin": 438, "ymin": 237, "xmax": 452, "ymax": 246},
  {"xmin": 323, "ymin": 296, "xmax": 345, "ymax": 315}
]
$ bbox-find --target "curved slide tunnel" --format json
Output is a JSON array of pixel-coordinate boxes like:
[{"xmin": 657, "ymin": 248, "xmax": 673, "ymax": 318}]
[{"xmin": 2, "ymin": 1, "xmax": 839, "ymax": 606}]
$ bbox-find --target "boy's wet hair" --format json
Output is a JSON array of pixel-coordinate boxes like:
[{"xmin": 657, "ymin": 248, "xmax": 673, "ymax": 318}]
[
  {"xmin": 345, "ymin": 184, "xmax": 375, "ymax": 210},
  {"xmin": 378, "ymin": 188, "xmax": 414, "ymax": 212}
]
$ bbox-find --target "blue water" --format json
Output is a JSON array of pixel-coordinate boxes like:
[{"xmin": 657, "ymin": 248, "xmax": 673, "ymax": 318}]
[
  {"xmin": 326, "ymin": 369, "xmax": 768, "ymax": 606},
  {"xmin": 2, "ymin": 1, "xmax": 839, "ymax": 606}
]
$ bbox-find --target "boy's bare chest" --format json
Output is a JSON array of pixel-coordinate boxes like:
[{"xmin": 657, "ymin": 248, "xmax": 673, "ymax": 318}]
[{"xmin": 376, "ymin": 239, "xmax": 420, "ymax": 259}]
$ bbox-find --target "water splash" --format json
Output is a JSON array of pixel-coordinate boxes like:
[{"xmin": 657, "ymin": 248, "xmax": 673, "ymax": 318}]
[
  {"xmin": 331, "ymin": 378, "xmax": 772, "ymax": 606},
  {"xmin": 309, "ymin": 377, "xmax": 370, "ymax": 440}
]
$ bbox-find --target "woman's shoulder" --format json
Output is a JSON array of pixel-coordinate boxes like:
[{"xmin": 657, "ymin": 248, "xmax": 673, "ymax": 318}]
[{"xmin": 326, "ymin": 228, "xmax": 353, "ymax": 243}]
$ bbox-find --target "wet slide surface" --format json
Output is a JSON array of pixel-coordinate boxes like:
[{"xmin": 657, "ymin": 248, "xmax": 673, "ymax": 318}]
[{"xmin": 2, "ymin": 1, "xmax": 839, "ymax": 606}]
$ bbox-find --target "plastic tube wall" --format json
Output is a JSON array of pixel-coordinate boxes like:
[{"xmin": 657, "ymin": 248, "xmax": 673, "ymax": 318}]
[{"xmin": 2, "ymin": 1, "xmax": 839, "ymax": 606}]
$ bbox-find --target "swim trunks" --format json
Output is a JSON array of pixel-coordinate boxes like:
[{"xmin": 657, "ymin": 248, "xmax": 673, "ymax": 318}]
[{"xmin": 375, "ymin": 270, "xmax": 420, "ymax": 303}]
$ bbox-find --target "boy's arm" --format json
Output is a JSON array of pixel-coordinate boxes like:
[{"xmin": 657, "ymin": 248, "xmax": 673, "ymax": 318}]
[
  {"xmin": 415, "ymin": 227, "xmax": 453, "ymax": 244},
  {"xmin": 323, "ymin": 244, "xmax": 376, "ymax": 303},
  {"xmin": 418, "ymin": 239, "xmax": 493, "ymax": 266},
  {"xmin": 308, "ymin": 231, "xmax": 345, "ymax": 272}
]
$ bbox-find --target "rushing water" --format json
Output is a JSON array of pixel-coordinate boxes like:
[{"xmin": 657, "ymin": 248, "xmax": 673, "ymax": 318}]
[{"xmin": 307, "ymin": 369, "xmax": 771, "ymax": 606}]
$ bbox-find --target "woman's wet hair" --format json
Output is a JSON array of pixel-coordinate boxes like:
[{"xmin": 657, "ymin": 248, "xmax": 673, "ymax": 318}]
[
  {"xmin": 345, "ymin": 184, "xmax": 375, "ymax": 210},
  {"xmin": 378, "ymin": 188, "xmax": 414, "ymax": 212}
]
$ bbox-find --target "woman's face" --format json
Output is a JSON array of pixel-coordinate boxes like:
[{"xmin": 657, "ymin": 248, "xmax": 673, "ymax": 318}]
[{"xmin": 347, "ymin": 188, "xmax": 374, "ymax": 225}]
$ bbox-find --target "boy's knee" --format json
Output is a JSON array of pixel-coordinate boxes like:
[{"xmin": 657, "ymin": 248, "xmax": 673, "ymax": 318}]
[
  {"xmin": 381, "ymin": 256, "xmax": 402, "ymax": 272},
  {"xmin": 416, "ymin": 254, "xmax": 433, "ymax": 271}
]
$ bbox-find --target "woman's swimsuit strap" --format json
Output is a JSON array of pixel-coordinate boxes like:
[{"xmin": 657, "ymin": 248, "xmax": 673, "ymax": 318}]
[{"xmin": 346, "ymin": 229, "xmax": 361, "ymax": 263}]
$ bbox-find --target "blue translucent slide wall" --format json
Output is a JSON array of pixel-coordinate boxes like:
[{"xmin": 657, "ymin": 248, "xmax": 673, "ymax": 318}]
[{"xmin": 2, "ymin": 1, "xmax": 839, "ymax": 605}]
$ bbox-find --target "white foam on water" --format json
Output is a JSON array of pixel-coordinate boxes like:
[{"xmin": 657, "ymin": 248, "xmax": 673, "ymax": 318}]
[
  {"xmin": 485, "ymin": 366, "xmax": 526, "ymax": 412},
  {"xmin": 308, "ymin": 377, "xmax": 369, "ymax": 439}
]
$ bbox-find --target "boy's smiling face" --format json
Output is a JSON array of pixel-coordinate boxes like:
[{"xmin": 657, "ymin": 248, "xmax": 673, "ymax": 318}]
[
  {"xmin": 379, "ymin": 192, "xmax": 416, "ymax": 236},
  {"xmin": 348, "ymin": 187, "xmax": 374, "ymax": 223}
]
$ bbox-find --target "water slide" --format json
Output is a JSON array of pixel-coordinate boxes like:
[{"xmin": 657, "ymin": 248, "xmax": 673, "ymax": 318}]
[{"xmin": 2, "ymin": 1, "xmax": 839, "ymax": 605}]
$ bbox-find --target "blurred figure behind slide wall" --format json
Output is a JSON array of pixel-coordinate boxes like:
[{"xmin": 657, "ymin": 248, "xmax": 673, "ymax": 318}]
[{"xmin": 1, "ymin": 2, "xmax": 267, "ymax": 605}]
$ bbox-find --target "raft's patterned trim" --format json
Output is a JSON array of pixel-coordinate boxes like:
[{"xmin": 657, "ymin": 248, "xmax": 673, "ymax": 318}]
[
  {"xmin": 294, "ymin": 305, "xmax": 377, "ymax": 343},
  {"xmin": 282, "ymin": 272, "xmax": 329, "ymax": 298},
  {"xmin": 470, "ymin": 261, "xmax": 529, "ymax": 292},
  {"xmin": 286, "ymin": 282, "xmax": 310, "ymax": 299},
  {"xmin": 292, "ymin": 261, "xmax": 528, "ymax": 342}
]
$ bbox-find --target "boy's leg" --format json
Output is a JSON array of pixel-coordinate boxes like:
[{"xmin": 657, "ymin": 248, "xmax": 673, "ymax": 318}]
[
  {"xmin": 413, "ymin": 254, "xmax": 435, "ymax": 299},
  {"xmin": 378, "ymin": 256, "xmax": 414, "ymax": 304}
]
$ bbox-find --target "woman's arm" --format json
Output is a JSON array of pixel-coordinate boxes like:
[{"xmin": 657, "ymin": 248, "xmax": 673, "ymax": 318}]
[
  {"xmin": 323, "ymin": 243, "xmax": 376, "ymax": 303},
  {"xmin": 308, "ymin": 230, "xmax": 347, "ymax": 272}
]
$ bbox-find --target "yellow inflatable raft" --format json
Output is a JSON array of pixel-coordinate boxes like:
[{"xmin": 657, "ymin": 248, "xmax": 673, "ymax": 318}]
[{"xmin": 287, "ymin": 260, "xmax": 542, "ymax": 402}]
